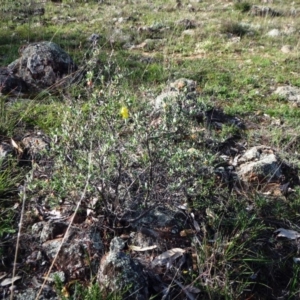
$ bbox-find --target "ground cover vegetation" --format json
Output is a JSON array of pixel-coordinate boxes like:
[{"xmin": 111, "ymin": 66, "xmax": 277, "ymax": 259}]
[{"xmin": 1, "ymin": 0, "xmax": 300, "ymax": 299}]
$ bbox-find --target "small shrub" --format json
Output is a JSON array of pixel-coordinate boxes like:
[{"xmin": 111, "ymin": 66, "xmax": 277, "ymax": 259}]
[
  {"xmin": 234, "ymin": 1, "xmax": 252, "ymax": 13},
  {"xmin": 221, "ymin": 21, "xmax": 249, "ymax": 37}
]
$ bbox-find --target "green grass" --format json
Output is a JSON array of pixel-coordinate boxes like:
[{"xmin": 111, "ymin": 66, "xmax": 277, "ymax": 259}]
[{"xmin": 2, "ymin": 0, "xmax": 300, "ymax": 298}]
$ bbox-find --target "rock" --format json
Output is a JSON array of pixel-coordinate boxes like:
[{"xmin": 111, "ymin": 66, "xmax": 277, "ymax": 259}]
[
  {"xmin": 0, "ymin": 67, "xmax": 29, "ymax": 95},
  {"xmin": 136, "ymin": 206, "xmax": 182, "ymax": 229},
  {"xmin": 282, "ymin": 25, "xmax": 296, "ymax": 35},
  {"xmin": 281, "ymin": 45, "xmax": 293, "ymax": 53},
  {"xmin": 32, "ymin": 221, "xmax": 68, "ymax": 243},
  {"xmin": 153, "ymin": 79, "xmax": 245, "ymax": 130},
  {"xmin": 130, "ymin": 39, "xmax": 166, "ymax": 51},
  {"xmin": 273, "ymin": 85, "xmax": 300, "ymax": 103},
  {"xmin": 50, "ymin": 271, "xmax": 65, "ymax": 283},
  {"xmin": 236, "ymin": 146, "xmax": 282, "ymax": 183},
  {"xmin": 108, "ymin": 28, "xmax": 132, "ymax": 48},
  {"xmin": 128, "ymin": 205, "xmax": 190, "ymax": 250},
  {"xmin": 266, "ymin": 29, "xmax": 281, "ymax": 37},
  {"xmin": 87, "ymin": 33, "xmax": 101, "ymax": 45},
  {"xmin": 182, "ymin": 29, "xmax": 196, "ymax": 36},
  {"xmin": 14, "ymin": 288, "xmax": 57, "ymax": 300},
  {"xmin": 22, "ymin": 133, "xmax": 50, "ymax": 162},
  {"xmin": 7, "ymin": 42, "xmax": 77, "ymax": 91},
  {"xmin": 26, "ymin": 249, "xmax": 42, "ymax": 265},
  {"xmin": 169, "ymin": 78, "xmax": 197, "ymax": 92},
  {"xmin": 176, "ymin": 19, "xmax": 196, "ymax": 29},
  {"xmin": 97, "ymin": 237, "xmax": 148, "ymax": 299},
  {"xmin": 154, "ymin": 90, "xmax": 180, "ymax": 110},
  {"xmin": 228, "ymin": 36, "xmax": 241, "ymax": 43},
  {"xmin": 129, "ymin": 230, "xmax": 158, "ymax": 250},
  {"xmin": 154, "ymin": 78, "xmax": 197, "ymax": 111},
  {"xmin": 250, "ymin": 5, "xmax": 281, "ymax": 17},
  {"xmin": 42, "ymin": 226, "xmax": 103, "ymax": 279}
]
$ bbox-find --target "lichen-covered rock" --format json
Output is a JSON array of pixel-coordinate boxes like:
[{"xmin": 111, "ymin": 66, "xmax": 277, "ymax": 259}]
[
  {"xmin": 236, "ymin": 146, "xmax": 282, "ymax": 183},
  {"xmin": 32, "ymin": 221, "xmax": 68, "ymax": 243},
  {"xmin": 154, "ymin": 78, "xmax": 197, "ymax": 112},
  {"xmin": 154, "ymin": 90, "xmax": 180, "ymax": 110},
  {"xmin": 108, "ymin": 28, "xmax": 133, "ymax": 49},
  {"xmin": 0, "ymin": 67, "xmax": 29, "ymax": 95},
  {"xmin": 8, "ymin": 42, "xmax": 77, "ymax": 91},
  {"xmin": 273, "ymin": 85, "xmax": 300, "ymax": 103},
  {"xmin": 15, "ymin": 288, "xmax": 58, "ymax": 300},
  {"xmin": 169, "ymin": 78, "xmax": 197, "ymax": 92},
  {"xmin": 250, "ymin": 5, "xmax": 281, "ymax": 17},
  {"xmin": 42, "ymin": 226, "xmax": 103, "ymax": 279},
  {"xmin": 22, "ymin": 134, "xmax": 50, "ymax": 161},
  {"xmin": 176, "ymin": 19, "xmax": 196, "ymax": 29},
  {"xmin": 98, "ymin": 237, "xmax": 148, "ymax": 300},
  {"xmin": 266, "ymin": 29, "xmax": 281, "ymax": 37}
]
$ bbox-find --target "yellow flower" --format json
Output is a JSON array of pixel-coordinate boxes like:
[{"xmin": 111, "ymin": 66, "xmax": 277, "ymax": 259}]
[{"xmin": 120, "ymin": 106, "xmax": 129, "ymax": 119}]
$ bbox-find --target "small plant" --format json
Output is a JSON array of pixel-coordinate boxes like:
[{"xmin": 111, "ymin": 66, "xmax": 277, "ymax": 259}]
[
  {"xmin": 0, "ymin": 160, "xmax": 20, "ymax": 196},
  {"xmin": 221, "ymin": 21, "xmax": 249, "ymax": 37},
  {"xmin": 234, "ymin": 1, "xmax": 252, "ymax": 13}
]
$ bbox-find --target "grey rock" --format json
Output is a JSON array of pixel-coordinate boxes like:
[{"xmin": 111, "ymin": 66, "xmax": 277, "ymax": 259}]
[
  {"xmin": 50, "ymin": 271, "xmax": 65, "ymax": 283},
  {"xmin": 129, "ymin": 230, "xmax": 157, "ymax": 249},
  {"xmin": 8, "ymin": 42, "xmax": 77, "ymax": 91},
  {"xmin": 176, "ymin": 18, "xmax": 196, "ymax": 29},
  {"xmin": 138, "ymin": 206, "xmax": 179, "ymax": 228},
  {"xmin": 182, "ymin": 29, "xmax": 196, "ymax": 36},
  {"xmin": 282, "ymin": 25, "xmax": 296, "ymax": 35},
  {"xmin": 250, "ymin": 5, "xmax": 281, "ymax": 17},
  {"xmin": 22, "ymin": 133, "xmax": 50, "ymax": 162},
  {"xmin": 32, "ymin": 221, "xmax": 45, "ymax": 235},
  {"xmin": 98, "ymin": 237, "xmax": 148, "ymax": 300},
  {"xmin": 87, "ymin": 33, "xmax": 101, "ymax": 44},
  {"xmin": 109, "ymin": 236, "xmax": 125, "ymax": 252},
  {"xmin": 14, "ymin": 288, "xmax": 57, "ymax": 300},
  {"xmin": 274, "ymin": 85, "xmax": 300, "ymax": 103},
  {"xmin": 38, "ymin": 222, "xmax": 67, "ymax": 243},
  {"xmin": 130, "ymin": 38, "xmax": 166, "ymax": 51},
  {"xmin": 154, "ymin": 90, "xmax": 179, "ymax": 110},
  {"xmin": 109, "ymin": 29, "xmax": 132, "ymax": 47},
  {"xmin": 154, "ymin": 78, "xmax": 197, "ymax": 111},
  {"xmin": 237, "ymin": 146, "xmax": 282, "ymax": 182},
  {"xmin": 42, "ymin": 226, "xmax": 103, "ymax": 278},
  {"xmin": 281, "ymin": 45, "xmax": 293, "ymax": 53},
  {"xmin": 169, "ymin": 78, "xmax": 197, "ymax": 92},
  {"xmin": 266, "ymin": 29, "xmax": 281, "ymax": 37}
]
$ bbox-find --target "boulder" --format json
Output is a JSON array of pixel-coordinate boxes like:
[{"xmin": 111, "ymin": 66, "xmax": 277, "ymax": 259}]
[
  {"xmin": 236, "ymin": 146, "xmax": 282, "ymax": 183},
  {"xmin": 266, "ymin": 29, "xmax": 281, "ymax": 37},
  {"xmin": 7, "ymin": 42, "xmax": 77, "ymax": 91},
  {"xmin": 41, "ymin": 226, "xmax": 103, "ymax": 279},
  {"xmin": 250, "ymin": 5, "xmax": 281, "ymax": 17},
  {"xmin": 22, "ymin": 134, "xmax": 50, "ymax": 161},
  {"xmin": 97, "ymin": 237, "xmax": 148, "ymax": 300},
  {"xmin": 273, "ymin": 85, "xmax": 300, "ymax": 103},
  {"xmin": 154, "ymin": 78, "xmax": 197, "ymax": 111}
]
